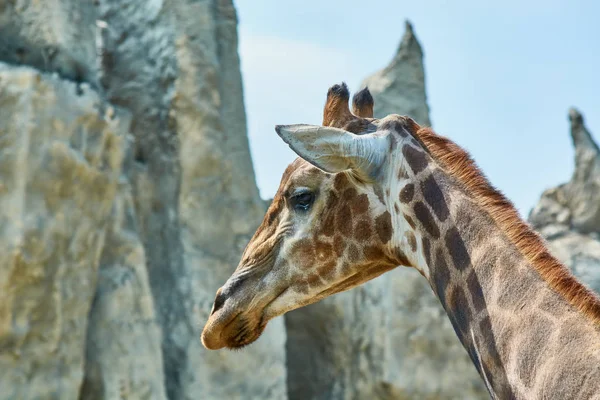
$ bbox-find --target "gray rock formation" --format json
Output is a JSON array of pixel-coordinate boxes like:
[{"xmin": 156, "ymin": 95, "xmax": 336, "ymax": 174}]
[
  {"xmin": 529, "ymin": 109, "xmax": 600, "ymax": 292},
  {"xmin": 361, "ymin": 21, "xmax": 431, "ymax": 126},
  {"xmin": 95, "ymin": 0, "xmax": 286, "ymax": 397},
  {"xmin": 81, "ymin": 172, "xmax": 167, "ymax": 400},
  {"xmin": 0, "ymin": 0, "xmax": 97, "ymax": 85},
  {"xmin": 0, "ymin": 63, "xmax": 127, "ymax": 399},
  {"xmin": 0, "ymin": 0, "xmax": 286, "ymax": 399},
  {"xmin": 285, "ymin": 22, "xmax": 487, "ymax": 400},
  {"xmin": 171, "ymin": 1, "xmax": 287, "ymax": 398}
]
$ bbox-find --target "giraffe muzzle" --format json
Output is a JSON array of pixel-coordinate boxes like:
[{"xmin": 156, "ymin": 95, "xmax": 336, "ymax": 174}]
[{"xmin": 201, "ymin": 271, "xmax": 280, "ymax": 350}]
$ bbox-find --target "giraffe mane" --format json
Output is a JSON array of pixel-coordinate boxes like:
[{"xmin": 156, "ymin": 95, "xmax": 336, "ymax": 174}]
[{"xmin": 413, "ymin": 126, "xmax": 600, "ymax": 324}]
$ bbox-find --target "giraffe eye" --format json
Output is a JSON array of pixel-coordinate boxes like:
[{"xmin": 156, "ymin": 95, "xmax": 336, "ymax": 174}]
[{"xmin": 290, "ymin": 191, "xmax": 315, "ymax": 212}]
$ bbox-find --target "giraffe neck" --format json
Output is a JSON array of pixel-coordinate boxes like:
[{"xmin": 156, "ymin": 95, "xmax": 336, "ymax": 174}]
[{"xmin": 386, "ymin": 138, "xmax": 600, "ymax": 399}]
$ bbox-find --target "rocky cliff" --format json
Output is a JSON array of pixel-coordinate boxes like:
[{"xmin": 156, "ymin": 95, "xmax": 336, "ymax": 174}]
[
  {"xmin": 0, "ymin": 1, "xmax": 286, "ymax": 399},
  {"xmin": 530, "ymin": 109, "xmax": 600, "ymax": 293}
]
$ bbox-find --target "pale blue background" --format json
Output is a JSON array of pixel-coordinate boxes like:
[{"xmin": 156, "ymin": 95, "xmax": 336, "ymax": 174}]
[{"xmin": 235, "ymin": 0, "xmax": 600, "ymax": 216}]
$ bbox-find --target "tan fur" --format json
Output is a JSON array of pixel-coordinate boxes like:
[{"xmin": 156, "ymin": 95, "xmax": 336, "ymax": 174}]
[{"xmin": 413, "ymin": 126, "xmax": 600, "ymax": 324}]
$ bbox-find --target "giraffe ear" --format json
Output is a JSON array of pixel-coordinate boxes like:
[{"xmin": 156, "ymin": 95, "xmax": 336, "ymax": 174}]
[{"xmin": 275, "ymin": 124, "xmax": 389, "ymax": 179}]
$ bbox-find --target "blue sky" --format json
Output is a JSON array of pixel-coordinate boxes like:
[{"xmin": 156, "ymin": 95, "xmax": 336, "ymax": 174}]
[{"xmin": 235, "ymin": 0, "xmax": 600, "ymax": 216}]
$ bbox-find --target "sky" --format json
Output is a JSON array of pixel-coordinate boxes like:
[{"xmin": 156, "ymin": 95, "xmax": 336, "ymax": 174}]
[{"xmin": 234, "ymin": 0, "xmax": 600, "ymax": 216}]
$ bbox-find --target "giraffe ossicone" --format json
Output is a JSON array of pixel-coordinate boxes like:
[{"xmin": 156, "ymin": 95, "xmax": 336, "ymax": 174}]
[{"xmin": 201, "ymin": 82, "xmax": 600, "ymax": 399}]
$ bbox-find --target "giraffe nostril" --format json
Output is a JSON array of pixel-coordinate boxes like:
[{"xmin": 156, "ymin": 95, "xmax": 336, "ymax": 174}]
[
  {"xmin": 210, "ymin": 276, "xmax": 247, "ymax": 316},
  {"xmin": 211, "ymin": 288, "xmax": 227, "ymax": 315}
]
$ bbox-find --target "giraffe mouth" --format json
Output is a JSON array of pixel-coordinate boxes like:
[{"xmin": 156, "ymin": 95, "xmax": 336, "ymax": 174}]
[
  {"xmin": 202, "ymin": 261, "xmax": 397, "ymax": 350},
  {"xmin": 225, "ymin": 287, "xmax": 290, "ymax": 349},
  {"xmin": 201, "ymin": 286, "xmax": 290, "ymax": 350}
]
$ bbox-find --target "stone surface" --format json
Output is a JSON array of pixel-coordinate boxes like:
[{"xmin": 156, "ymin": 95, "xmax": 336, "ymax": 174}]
[
  {"xmin": 0, "ymin": 63, "xmax": 126, "ymax": 400},
  {"xmin": 173, "ymin": 0, "xmax": 287, "ymax": 398},
  {"xmin": 0, "ymin": 0, "xmax": 97, "ymax": 84},
  {"xmin": 529, "ymin": 109, "xmax": 600, "ymax": 293},
  {"xmin": 95, "ymin": 2, "xmax": 190, "ymax": 397},
  {"xmin": 97, "ymin": 0, "xmax": 286, "ymax": 398},
  {"xmin": 285, "ymin": 22, "xmax": 486, "ymax": 400},
  {"xmin": 0, "ymin": 1, "xmax": 168, "ymax": 398},
  {"xmin": 361, "ymin": 21, "xmax": 431, "ymax": 126},
  {"xmin": 80, "ymin": 170, "xmax": 167, "ymax": 400},
  {"xmin": 562, "ymin": 109, "xmax": 600, "ymax": 234}
]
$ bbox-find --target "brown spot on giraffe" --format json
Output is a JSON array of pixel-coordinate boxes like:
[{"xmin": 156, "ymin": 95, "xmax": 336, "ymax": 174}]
[
  {"xmin": 448, "ymin": 286, "xmax": 471, "ymax": 339},
  {"xmin": 466, "ymin": 271, "xmax": 486, "ymax": 313},
  {"xmin": 432, "ymin": 247, "xmax": 451, "ymax": 310},
  {"xmin": 414, "ymin": 201, "xmax": 440, "ymax": 238},
  {"xmin": 399, "ymin": 183, "xmax": 415, "ymax": 203},
  {"xmin": 337, "ymin": 204, "xmax": 353, "ymax": 237},
  {"xmin": 421, "ymin": 174, "xmax": 449, "ymax": 221},
  {"xmin": 342, "ymin": 187, "xmax": 357, "ymax": 202},
  {"xmin": 497, "ymin": 268, "xmax": 534, "ymax": 311},
  {"xmin": 306, "ymin": 272, "xmax": 321, "ymax": 286},
  {"xmin": 333, "ymin": 173, "xmax": 348, "ymax": 191},
  {"xmin": 354, "ymin": 220, "xmax": 372, "ymax": 241},
  {"xmin": 402, "ymin": 144, "xmax": 429, "ymax": 174},
  {"xmin": 343, "ymin": 119, "xmax": 377, "ymax": 134},
  {"xmin": 375, "ymin": 211, "xmax": 393, "ymax": 243},
  {"xmin": 363, "ymin": 245, "xmax": 387, "ymax": 261},
  {"xmin": 421, "ymin": 236, "xmax": 432, "ymax": 267},
  {"xmin": 478, "ymin": 318, "xmax": 504, "ymax": 375},
  {"xmin": 296, "ymin": 282, "xmax": 309, "ymax": 295},
  {"xmin": 351, "ymin": 194, "xmax": 369, "ymax": 215},
  {"xmin": 445, "ymin": 227, "xmax": 471, "ymax": 271}
]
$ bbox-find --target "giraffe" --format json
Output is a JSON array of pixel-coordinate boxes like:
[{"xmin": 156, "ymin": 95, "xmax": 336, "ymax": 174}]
[{"xmin": 201, "ymin": 83, "xmax": 600, "ymax": 399}]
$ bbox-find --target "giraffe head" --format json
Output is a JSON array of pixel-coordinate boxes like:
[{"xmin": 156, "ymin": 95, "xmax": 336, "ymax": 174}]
[{"xmin": 201, "ymin": 83, "xmax": 423, "ymax": 350}]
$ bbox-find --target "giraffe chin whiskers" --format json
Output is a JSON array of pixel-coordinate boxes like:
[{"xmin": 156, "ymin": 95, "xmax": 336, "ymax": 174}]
[
  {"xmin": 201, "ymin": 303, "xmax": 268, "ymax": 350},
  {"xmin": 201, "ymin": 279, "xmax": 290, "ymax": 350}
]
